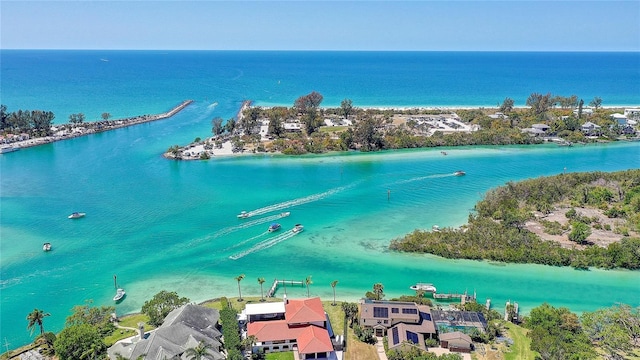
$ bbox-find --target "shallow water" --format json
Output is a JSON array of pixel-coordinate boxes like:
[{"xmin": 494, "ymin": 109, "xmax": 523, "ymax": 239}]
[{"xmin": 1, "ymin": 50, "xmax": 639, "ymax": 348}]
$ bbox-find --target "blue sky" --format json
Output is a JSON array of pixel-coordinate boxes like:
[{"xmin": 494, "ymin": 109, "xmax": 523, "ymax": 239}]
[{"xmin": 1, "ymin": 1, "xmax": 639, "ymax": 51}]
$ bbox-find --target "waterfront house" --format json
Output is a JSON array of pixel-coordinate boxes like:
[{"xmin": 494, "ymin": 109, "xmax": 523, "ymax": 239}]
[
  {"xmin": 439, "ymin": 331, "xmax": 474, "ymax": 353},
  {"xmin": 245, "ymin": 297, "xmax": 337, "ymax": 359},
  {"xmin": 611, "ymin": 113, "xmax": 628, "ymax": 126},
  {"xmin": 283, "ymin": 121, "xmax": 303, "ymax": 132},
  {"xmin": 358, "ymin": 299, "xmax": 437, "ymax": 352},
  {"xmin": 531, "ymin": 123, "xmax": 550, "ymax": 132},
  {"xmin": 107, "ymin": 304, "xmax": 223, "ymax": 360},
  {"xmin": 581, "ymin": 121, "xmax": 602, "ymax": 136},
  {"xmin": 624, "ymin": 108, "xmax": 640, "ymax": 120}
]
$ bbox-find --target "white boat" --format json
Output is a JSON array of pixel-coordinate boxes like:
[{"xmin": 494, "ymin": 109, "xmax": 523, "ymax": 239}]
[
  {"xmin": 453, "ymin": 170, "xmax": 466, "ymax": 176},
  {"xmin": 68, "ymin": 212, "xmax": 86, "ymax": 219},
  {"xmin": 113, "ymin": 288, "xmax": 126, "ymax": 302},
  {"xmin": 43, "ymin": 242, "xmax": 52, "ymax": 251},
  {"xmin": 237, "ymin": 211, "xmax": 250, "ymax": 219},
  {"xmin": 292, "ymin": 224, "xmax": 304, "ymax": 233},
  {"xmin": 432, "ymin": 225, "xmax": 440, "ymax": 232},
  {"xmin": 0, "ymin": 145, "xmax": 19, "ymax": 154},
  {"xmin": 268, "ymin": 223, "xmax": 281, "ymax": 232},
  {"xmin": 279, "ymin": 211, "xmax": 291, "ymax": 217},
  {"xmin": 410, "ymin": 283, "xmax": 437, "ymax": 293}
]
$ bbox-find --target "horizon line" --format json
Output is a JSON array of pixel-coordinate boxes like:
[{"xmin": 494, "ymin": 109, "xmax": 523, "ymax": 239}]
[{"xmin": 2, "ymin": 48, "xmax": 639, "ymax": 53}]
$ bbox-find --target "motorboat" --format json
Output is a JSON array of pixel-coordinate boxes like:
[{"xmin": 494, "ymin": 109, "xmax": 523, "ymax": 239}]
[
  {"xmin": 453, "ymin": 170, "xmax": 466, "ymax": 176},
  {"xmin": 43, "ymin": 242, "xmax": 52, "ymax": 251},
  {"xmin": 0, "ymin": 145, "xmax": 18, "ymax": 154},
  {"xmin": 113, "ymin": 288, "xmax": 126, "ymax": 302},
  {"xmin": 279, "ymin": 212, "xmax": 291, "ymax": 217},
  {"xmin": 68, "ymin": 212, "xmax": 86, "ymax": 219},
  {"xmin": 268, "ymin": 223, "xmax": 281, "ymax": 232},
  {"xmin": 237, "ymin": 211, "xmax": 250, "ymax": 219},
  {"xmin": 410, "ymin": 283, "xmax": 437, "ymax": 293},
  {"xmin": 432, "ymin": 225, "xmax": 440, "ymax": 232},
  {"xmin": 292, "ymin": 224, "xmax": 304, "ymax": 233}
]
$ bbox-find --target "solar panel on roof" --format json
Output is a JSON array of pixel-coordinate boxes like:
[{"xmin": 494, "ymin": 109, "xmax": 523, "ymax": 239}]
[{"xmin": 392, "ymin": 327, "xmax": 399, "ymax": 345}]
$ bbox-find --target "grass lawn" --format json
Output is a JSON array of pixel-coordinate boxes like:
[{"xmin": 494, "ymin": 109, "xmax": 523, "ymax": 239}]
[
  {"xmin": 201, "ymin": 296, "xmax": 282, "ymax": 312},
  {"xmin": 503, "ymin": 322, "xmax": 537, "ymax": 360},
  {"xmin": 265, "ymin": 352, "xmax": 295, "ymax": 360},
  {"xmin": 104, "ymin": 313, "xmax": 155, "ymax": 346}
]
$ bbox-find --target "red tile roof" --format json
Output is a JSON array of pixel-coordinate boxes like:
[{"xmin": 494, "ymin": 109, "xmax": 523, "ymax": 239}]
[
  {"xmin": 247, "ymin": 320, "xmax": 301, "ymax": 342},
  {"xmin": 297, "ymin": 326, "xmax": 333, "ymax": 354},
  {"xmin": 285, "ymin": 297, "xmax": 326, "ymax": 324}
]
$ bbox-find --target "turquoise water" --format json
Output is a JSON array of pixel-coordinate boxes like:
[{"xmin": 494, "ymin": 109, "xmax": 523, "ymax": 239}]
[{"xmin": 1, "ymin": 51, "xmax": 640, "ymax": 348}]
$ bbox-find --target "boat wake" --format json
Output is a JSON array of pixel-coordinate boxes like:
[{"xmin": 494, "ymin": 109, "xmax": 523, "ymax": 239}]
[
  {"xmin": 229, "ymin": 229, "xmax": 298, "ymax": 260},
  {"xmin": 242, "ymin": 184, "xmax": 354, "ymax": 218},
  {"xmin": 392, "ymin": 173, "xmax": 455, "ymax": 185},
  {"xmin": 223, "ymin": 231, "xmax": 269, "ymax": 251},
  {"xmin": 189, "ymin": 213, "xmax": 286, "ymax": 246}
]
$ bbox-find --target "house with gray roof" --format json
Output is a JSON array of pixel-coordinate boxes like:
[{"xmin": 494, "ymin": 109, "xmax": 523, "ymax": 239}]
[{"xmin": 107, "ymin": 304, "xmax": 223, "ymax": 360}]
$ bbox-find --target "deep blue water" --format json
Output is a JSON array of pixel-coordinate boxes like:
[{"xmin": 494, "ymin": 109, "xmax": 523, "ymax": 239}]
[
  {"xmin": 2, "ymin": 51, "xmax": 639, "ymax": 123},
  {"xmin": 1, "ymin": 50, "xmax": 639, "ymax": 348}
]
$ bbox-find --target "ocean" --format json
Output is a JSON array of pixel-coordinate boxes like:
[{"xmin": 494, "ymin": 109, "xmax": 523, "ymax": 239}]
[{"xmin": 1, "ymin": 50, "xmax": 639, "ymax": 348}]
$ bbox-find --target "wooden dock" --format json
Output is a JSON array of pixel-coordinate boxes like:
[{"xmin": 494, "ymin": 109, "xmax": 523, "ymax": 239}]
[
  {"xmin": 266, "ymin": 278, "xmax": 304, "ymax": 298},
  {"xmin": 432, "ymin": 290, "xmax": 476, "ymax": 305}
]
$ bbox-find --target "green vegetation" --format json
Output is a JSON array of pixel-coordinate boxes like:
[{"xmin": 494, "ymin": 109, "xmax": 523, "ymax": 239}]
[
  {"xmin": 141, "ymin": 290, "xmax": 190, "ymax": 326},
  {"xmin": 265, "ymin": 352, "xmax": 295, "ymax": 360},
  {"xmin": 0, "ymin": 105, "xmax": 55, "ymax": 137},
  {"xmin": 503, "ymin": 322, "xmax": 537, "ymax": 360},
  {"xmin": 391, "ymin": 170, "xmax": 640, "ymax": 269},
  {"xmin": 219, "ymin": 299, "xmax": 244, "ymax": 360},
  {"xmin": 199, "ymin": 92, "xmax": 637, "ymax": 157},
  {"xmin": 525, "ymin": 303, "xmax": 596, "ymax": 359},
  {"xmin": 54, "ymin": 323, "xmax": 106, "ymax": 360}
]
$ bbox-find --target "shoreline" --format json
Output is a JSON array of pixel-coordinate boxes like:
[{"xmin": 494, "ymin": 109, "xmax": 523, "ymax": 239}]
[{"xmin": 2, "ymin": 100, "xmax": 193, "ymax": 151}]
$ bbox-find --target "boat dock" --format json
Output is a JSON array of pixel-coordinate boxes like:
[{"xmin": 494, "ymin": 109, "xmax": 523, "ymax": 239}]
[
  {"xmin": 432, "ymin": 290, "xmax": 476, "ymax": 305},
  {"xmin": 266, "ymin": 278, "xmax": 305, "ymax": 298}
]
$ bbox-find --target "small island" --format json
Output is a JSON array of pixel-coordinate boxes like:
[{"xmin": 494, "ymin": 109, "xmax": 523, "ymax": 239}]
[
  {"xmin": 390, "ymin": 169, "xmax": 640, "ymax": 270},
  {"xmin": 163, "ymin": 92, "xmax": 639, "ymax": 160}
]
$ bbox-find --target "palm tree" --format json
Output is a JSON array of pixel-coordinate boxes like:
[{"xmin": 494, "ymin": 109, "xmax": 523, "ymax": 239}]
[
  {"xmin": 373, "ymin": 283, "xmax": 384, "ymax": 300},
  {"xmin": 305, "ymin": 275, "xmax": 313, "ymax": 297},
  {"xmin": 184, "ymin": 341, "xmax": 215, "ymax": 360},
  {"xmin": 257, "ymin": 277, "xmax": 266, "ymax": 302},
  {"xmin": 26, "ymin": 308, "xmax": 50, "ymax": 336},
  {"xmin": 330, "ymin": 280, "xmax": 339, "ymax": 306},
  {"xmin": 235, "ymin": 274, "xmax": 245, "ymax": 301}
]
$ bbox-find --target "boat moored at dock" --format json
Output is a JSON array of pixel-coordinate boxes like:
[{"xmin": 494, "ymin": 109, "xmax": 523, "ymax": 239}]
[
  {"xmin": 113, "ymin": 288, "xmax": 126, "ymax": 302},
  {"xmin": 410, "ymin": 283, "xmax": 437, "ymax": 293}
]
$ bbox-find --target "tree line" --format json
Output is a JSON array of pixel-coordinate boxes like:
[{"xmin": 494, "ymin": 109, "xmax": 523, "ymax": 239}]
[
  {"xmin": 390, "ymin": 170, "xmax": 640, "ymax": 270},
  {"xmin": 202, "ymin": 91, "xmax": 633, "ymax": 157}
]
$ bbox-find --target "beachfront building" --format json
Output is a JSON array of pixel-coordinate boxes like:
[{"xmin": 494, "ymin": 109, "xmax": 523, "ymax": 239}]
[
  {"xmin": 244, "ymin": 297, "xmax": 338, "ymax": 360},
  {"xmin": 358, "ymin": 299, "xmax": 437, "ymax": 351},
  {"xmin": 581, "ymin": 121, "xmax": 602, "ymax": 136},
  {"xmin": 624, "ymin": 108, "xmax": 640, "ymax": 120},
  {"xmin": 107, "ymin": 304, "xmax": 223, "ymax": 360}
]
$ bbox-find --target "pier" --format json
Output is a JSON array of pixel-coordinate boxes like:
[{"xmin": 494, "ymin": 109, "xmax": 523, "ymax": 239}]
[
  {"xmin": 7, "ymin": 100, "xmax": 194, "ymax": 151},
  {"xmin": 266, "ymin": 278, "xmax": 305, "ymax": 298},
  {"xmin": 432, "ymin": 290, "xmax": 476, "ymax": 305}
]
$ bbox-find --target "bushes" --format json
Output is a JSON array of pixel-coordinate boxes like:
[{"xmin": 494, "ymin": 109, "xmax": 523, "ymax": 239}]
[{"xmin": 391, "ymin": 170, "xmax": 640, "ymax": 270}]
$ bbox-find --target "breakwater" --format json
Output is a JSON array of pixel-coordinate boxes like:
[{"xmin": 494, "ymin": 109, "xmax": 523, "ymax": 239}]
[{"xmin": 6, "ymin": 100, "xmax": 193, "ymax": 150}]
